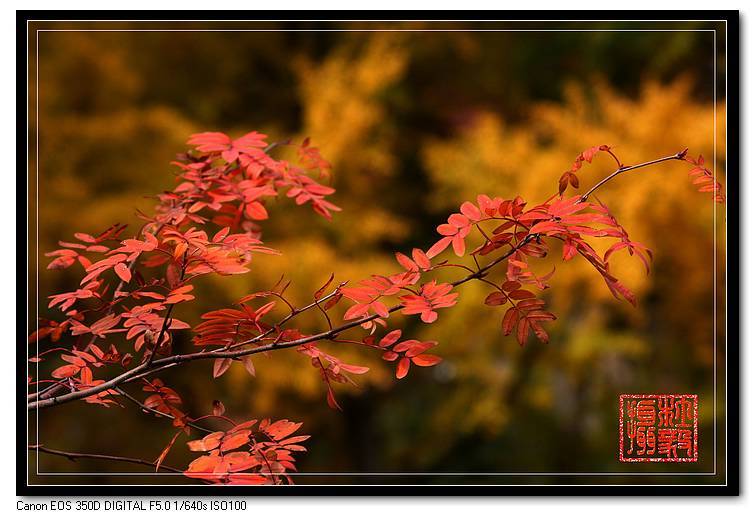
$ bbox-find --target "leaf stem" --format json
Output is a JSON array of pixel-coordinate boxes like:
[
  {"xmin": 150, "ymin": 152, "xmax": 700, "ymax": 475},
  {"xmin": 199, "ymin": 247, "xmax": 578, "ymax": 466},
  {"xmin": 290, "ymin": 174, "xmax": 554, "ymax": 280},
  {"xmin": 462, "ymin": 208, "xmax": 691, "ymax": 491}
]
[{"xmin": 580, "ymin": 151, "xmax": 686, "ymax": 202}]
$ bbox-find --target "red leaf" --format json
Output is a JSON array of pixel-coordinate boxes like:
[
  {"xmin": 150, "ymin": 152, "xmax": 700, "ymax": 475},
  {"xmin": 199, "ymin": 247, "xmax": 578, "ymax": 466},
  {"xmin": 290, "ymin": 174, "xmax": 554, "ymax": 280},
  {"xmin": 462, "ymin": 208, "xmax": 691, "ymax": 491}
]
[
  {"xmin": 344, "ymin": 303, "xmax": 370, "ymax": 320},
  {"xmin": 264, "ymin": 420, "xmax": 303, "ymax": 440},
  {"xmin": 516, "ymin": 318, "xmax": 530, "ymax": 346},
  {"xmin": 220, "ymin": 431, "xmax": 250, "ymax": 452},
  {"xmin": 530, "ymin": 321, "xmax": 550, "ymax": 343},
  {"xmin": 502, "ymin": 307, "xmax": 519, "ymax": 336},
  {"xmin": 51, "ymin": 364, "xmax": 79, "ymax": 379},
  {"xmin": 484, "ymin": 292, "xmax": 508, "ymax": 306},
  {"xmin": 421, "ymin": 310, "xmax": 438, "ymax": 323},
  {"xmin": 395, "ymin": 252, "xmax": 416, "ymax": 271},
  {"xmin": 62, "ymin": 354, "xmax": 87, "ymax": 367},
  {"xmin": 242, "ymin": 356, "xmax": 256, "ymax": 377},
  {"xmin": 187, "ymin": 431, "xmax": 224, "ymax": 452},
  {"xmin": 382, "ymin": 351, "xmax": 399, "ymax": 361},
  {"xmin": 339, "ymin": 363, "xmax": 370, "ymax": 374},
  {"xmin": 184, "ymin": 454, "xmax": 222, "ymax": 479},
  {"xmin": 426, "ymin": 237, "xmax": 452, "ymax": 259},
  {"xmin": 227, "ymin": 474, "xmax": 268, "ymax": 485},
  {"xmin": 74, "ymin": 232, "xmax": 96, "ymax": 243},
  {"xmin": 245, "ymin": 201, "xmax": 268, "ymax": 220},
  {"xmin": 411, "ymin": 354, "xmax": 442, "ymax": 367},
  {"xmin": 379, "ymin": 329, "xmax": 402, "ymax": 348},
  {"xmin": 396, "ymin": 357, "xmax": 410, "ymax": 379},
  {"xmin": 326, "ymin": 386, "xmax": 342, "ymax": 411},
  {"xmin": 563, "ymin": 240, "xmax": 578, "ymax": 261},
  {"xmin": 451, "ymin": 234, "xmax": 466, "ymax": 257},
  {"xmin": 412, "ymin": 248, "xmax": 431, "ymax": 270},
  {"xmin": 501, "ymin": 281, "xmax": 521, "ymax": 292},
  {"xmin": 213, "ymin": 358, "xmax": 232, "ymax": 378},
  {"xmin": 314, "ymin": 273, "xmax": 335, "ymax": 300},
  {"xmin": 460, "ymin": 201, "xmax": 481, "ymax": 221},
  {"xmin": 508, "ymin": 290, "xmax": 535, "ymax": 300},
  {"xmin": 155, "ymin": 431, "xmax": 181, "ymax": 472}
]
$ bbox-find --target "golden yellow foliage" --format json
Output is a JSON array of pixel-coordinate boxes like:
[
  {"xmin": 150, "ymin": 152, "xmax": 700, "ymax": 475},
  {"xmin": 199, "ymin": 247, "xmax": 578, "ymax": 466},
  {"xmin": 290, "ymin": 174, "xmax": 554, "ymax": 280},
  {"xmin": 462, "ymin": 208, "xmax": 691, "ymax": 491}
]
[
  {"xmin": 33, "ymin": 30, "xmax": 725, "ymax": 473},
  {"xmin": 413, "ymin": 77, "xmax": 724, "ymax": 448}
]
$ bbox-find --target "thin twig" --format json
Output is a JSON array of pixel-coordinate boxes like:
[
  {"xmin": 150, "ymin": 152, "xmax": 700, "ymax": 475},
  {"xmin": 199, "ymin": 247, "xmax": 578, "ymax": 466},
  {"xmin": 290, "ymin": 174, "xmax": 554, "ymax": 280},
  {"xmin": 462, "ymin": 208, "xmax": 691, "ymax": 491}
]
[
  {"xmin": 28, "ymin": 151, "xmax": 685, "ymax": 411},
  {"xmin": 227, "ymin": 283, "xmax": 347, "ymax": 350},
  {"xmin": 27, "ymin": 380, "xmax": 71, "ymax": 400},
  {"xmin": 115, "ymin": 387, "xmax": 213, "ymax": 434},
  {"xmin": 28, "ymin": 241, "xmax": 528, "ymax": 410},
  {"xmin": 29, "ymin": 444, "xmax": 184, "ymax": 474},
  {"xmin": 579, "ymin": 151, "xmax": 686, "ymax": 202},
  {"xmin": 32, "ymin": 223, "xmax": 168, "ymax": 402}
]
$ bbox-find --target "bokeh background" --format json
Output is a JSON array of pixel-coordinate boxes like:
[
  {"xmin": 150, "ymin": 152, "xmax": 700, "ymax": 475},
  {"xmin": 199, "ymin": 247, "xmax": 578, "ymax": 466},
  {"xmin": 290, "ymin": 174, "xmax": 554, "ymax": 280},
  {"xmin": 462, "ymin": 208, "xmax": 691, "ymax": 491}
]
[{"xmin": 28, "ymin": 21, "xmax": 727, "ymax": 485}]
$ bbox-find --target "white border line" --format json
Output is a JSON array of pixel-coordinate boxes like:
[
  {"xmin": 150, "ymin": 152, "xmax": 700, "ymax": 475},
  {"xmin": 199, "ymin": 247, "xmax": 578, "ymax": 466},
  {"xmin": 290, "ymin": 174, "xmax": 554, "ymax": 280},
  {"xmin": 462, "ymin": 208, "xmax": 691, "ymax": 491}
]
[
  {"xmin": 27, "ymin": 20, "xmax": 728, "ymax": 487},
  {"xmin": 34, "ymin": 26, "xmax": 40, "ymax": 483},
  {"xmin": 713, "ymin": 26, "xmax": 717, "ymax": 475},
  {"xmin": 36, "ymin": 29, "xmax": 714, "ymax": 32},
  {"xmin": 24, "ymin": 19, "xmax": 732, "ymax": 22}
]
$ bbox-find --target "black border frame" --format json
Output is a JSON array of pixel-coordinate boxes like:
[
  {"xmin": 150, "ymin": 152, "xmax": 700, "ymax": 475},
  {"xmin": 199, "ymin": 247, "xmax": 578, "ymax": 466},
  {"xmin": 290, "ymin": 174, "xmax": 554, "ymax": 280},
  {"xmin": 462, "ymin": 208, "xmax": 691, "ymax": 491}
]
[{"xmin": 17, "ymin": 10, "xmax": 740, "ymax": 496}]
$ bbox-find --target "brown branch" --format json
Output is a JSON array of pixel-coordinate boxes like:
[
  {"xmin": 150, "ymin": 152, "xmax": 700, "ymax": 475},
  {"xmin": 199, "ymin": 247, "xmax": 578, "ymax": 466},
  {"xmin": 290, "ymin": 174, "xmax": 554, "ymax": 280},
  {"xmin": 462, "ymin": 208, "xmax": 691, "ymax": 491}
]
[
  {"xmin": 115, "ymin": 387, "xmax": 213, "ymax": 434},
  {"xmin": 143, "ymin": 250, "xmax": 189, "ymax": 367},
  {"xmin": 30, "ymin": 223, "xmax": 169, "ymax": 403},
  {"xmin": 579, "ymin": 150, "xmax": 687, "ymax": 202},
  {"xmin": 28, "ymin": 240, "xmax": 528, "ymax": 410},
  {"xmin": 29, "ymin": 444, "xmax": 184, "ymax": 474},
  {"xmin": 28, "ymin": 151, "xmax": 685, "ymax": 411},
  {"xmin": 226, "ymin": 282, "xmax": 348, "ymax": 350},
  {"xmin": 27, "ymin": 379, "xmax": 71, "ymax": 400}
]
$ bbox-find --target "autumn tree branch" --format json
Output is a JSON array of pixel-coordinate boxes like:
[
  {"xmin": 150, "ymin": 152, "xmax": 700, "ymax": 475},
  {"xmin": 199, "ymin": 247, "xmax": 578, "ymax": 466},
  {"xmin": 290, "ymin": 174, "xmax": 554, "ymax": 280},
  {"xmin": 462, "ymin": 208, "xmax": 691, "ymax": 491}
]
[
  {"xmin": 579, "ymin": 150, "xmax": 687, "ymax": 202},
  {"xmin": 29, "ymin": 444, "xmax": 184, "ymax": 474},
  {"xmin": 27, "ymin": 150, "xmax": 688, "ymax": 412},
  {"xmin": 115, "ymin": 387, "xmax": 213, "ymax": 434},
  {"xmin": 28, "ymin": 238, "xmax": 530, "ymax": 410}
]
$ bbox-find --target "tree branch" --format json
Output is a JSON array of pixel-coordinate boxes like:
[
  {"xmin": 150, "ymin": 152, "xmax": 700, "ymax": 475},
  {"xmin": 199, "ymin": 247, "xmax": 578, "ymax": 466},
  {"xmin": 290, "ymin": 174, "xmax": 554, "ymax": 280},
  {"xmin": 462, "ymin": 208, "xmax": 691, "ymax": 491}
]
[
  {"xmin": 30, "ymin": 223, "xmax": 169, "ymax": 403},
  {"xmin": 227, "ymin": 282, "xmax": 348, "ymax": 350},
  {"xmin": 28, "ymin": 150, "xmax": 686, "ymax": 411},
  {"xmin": 29, "ymin": 444, "xmax": 184, "ymax": 474},
  {"xmin": 28, "ymin": 238, "xmax": 530, "ymax": 410},
  {"xmin": 115, "ymin": 387, "xmax": 213, "ymax": 434},
  {"xmin": 579, "ymin": 150, "xmax": 687, "ymax": 202}
]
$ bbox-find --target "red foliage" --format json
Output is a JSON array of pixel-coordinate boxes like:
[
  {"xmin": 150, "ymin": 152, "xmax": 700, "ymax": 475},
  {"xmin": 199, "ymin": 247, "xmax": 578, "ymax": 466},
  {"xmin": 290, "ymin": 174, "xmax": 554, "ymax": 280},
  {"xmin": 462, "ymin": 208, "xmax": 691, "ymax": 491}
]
[
  {"xmin": 684, "ymin": 153, "xmax": 726, "ymax": 203},
  {"xmin": 184, "ymin": 418, "xmax": 309, "ymax": 484},
  {"xmin": 28, "ymin": 134, "xmax": 723, "ymax": 484}
]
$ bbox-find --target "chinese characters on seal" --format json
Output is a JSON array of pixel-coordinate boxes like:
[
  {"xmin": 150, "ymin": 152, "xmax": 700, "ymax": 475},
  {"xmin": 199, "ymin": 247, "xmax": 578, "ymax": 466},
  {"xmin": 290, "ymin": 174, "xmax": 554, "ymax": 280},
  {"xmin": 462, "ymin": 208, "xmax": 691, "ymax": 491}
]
[{"xmin": 619, "ymin": 394, "xmax": 698, "ymax": 462}]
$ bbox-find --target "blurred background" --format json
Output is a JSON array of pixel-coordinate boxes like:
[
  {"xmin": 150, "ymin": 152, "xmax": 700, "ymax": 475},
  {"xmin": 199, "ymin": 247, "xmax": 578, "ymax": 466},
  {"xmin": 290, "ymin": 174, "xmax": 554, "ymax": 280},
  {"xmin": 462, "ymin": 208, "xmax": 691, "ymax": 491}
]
[{"xmin": 29, "ymin": 21, "xmax": 727, "ymax": 485}]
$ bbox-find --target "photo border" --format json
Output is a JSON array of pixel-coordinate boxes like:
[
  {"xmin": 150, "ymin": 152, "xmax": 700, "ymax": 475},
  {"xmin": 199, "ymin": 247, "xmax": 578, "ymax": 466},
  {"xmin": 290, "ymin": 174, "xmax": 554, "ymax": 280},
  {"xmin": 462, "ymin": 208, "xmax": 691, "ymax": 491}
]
[{"xmin": 16, "ymin": 9, "xmax": 740, "ymax": 496}]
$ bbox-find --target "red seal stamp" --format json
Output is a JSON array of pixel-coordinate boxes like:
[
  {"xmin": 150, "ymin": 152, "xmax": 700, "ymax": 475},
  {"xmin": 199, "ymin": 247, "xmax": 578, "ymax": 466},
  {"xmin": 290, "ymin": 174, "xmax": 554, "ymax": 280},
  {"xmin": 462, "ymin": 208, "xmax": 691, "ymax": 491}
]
[{"xmin": 619, "ymin": 394, "xmax": 698, "ymax": 462}]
